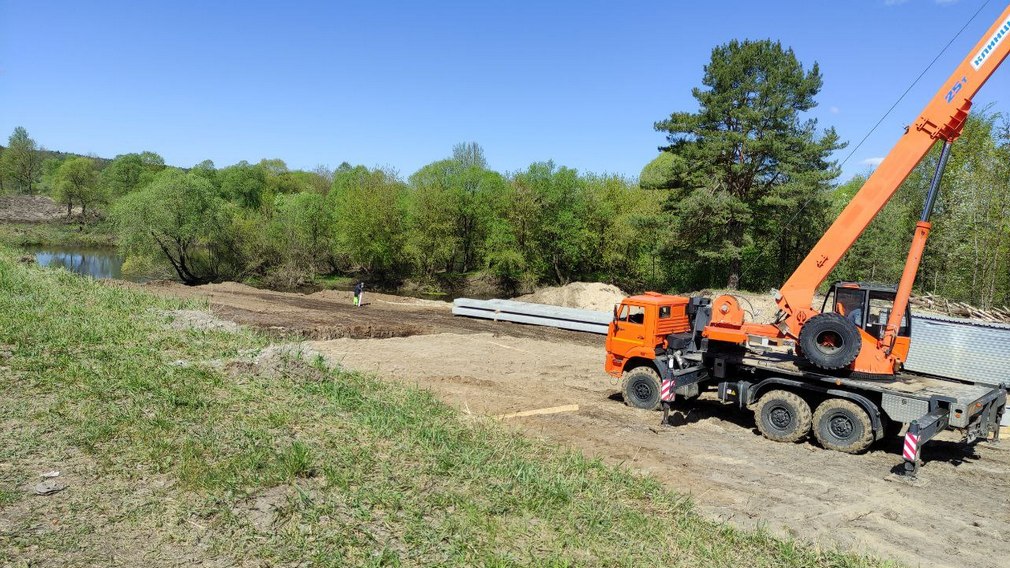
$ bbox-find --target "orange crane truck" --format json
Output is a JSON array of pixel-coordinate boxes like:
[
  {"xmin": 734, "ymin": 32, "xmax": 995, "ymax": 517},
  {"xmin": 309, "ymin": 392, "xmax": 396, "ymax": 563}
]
[{"xmin": 606, "ymin": 4, "xmax": 1010, "ymax": 475}]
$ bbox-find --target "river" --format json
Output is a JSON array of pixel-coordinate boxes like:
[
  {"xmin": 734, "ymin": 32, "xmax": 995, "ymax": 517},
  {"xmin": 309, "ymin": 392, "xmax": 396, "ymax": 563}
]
[
  {"xmin": 30, "ymin": 246, "xmax": 161, "ymax": 282},
  {"xmin": 28, "ymin": 246, "xmax": 465, "ymax": 297}
]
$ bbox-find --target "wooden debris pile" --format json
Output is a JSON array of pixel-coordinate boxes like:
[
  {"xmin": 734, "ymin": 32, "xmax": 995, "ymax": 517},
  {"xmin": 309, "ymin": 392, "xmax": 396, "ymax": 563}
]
[{"xmin": 911, "ymin": 293, "xmax": 1010, "ymax": 324}]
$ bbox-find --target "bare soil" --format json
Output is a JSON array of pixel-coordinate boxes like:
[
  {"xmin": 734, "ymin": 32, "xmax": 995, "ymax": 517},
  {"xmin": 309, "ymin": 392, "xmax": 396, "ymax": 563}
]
[
  {"xmin": 0, "ymin": 195, "xmax": 78, "ymax": 222},
  {"xmin": 136, "ymin": 280, "xmax": 1010, "ymax": 568}
]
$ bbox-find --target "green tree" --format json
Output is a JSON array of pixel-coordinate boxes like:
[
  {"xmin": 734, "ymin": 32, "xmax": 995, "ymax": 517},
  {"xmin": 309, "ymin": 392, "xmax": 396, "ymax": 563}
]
[
  {"xmin": 581, "ymin": 174, "xmax": 663, "ymax": 288},
  {"xmin": 0, "ymin": 127, "xmax": 43, "ymax": 195},
  {"xmin": 114, "ymin": 169, "xmax": 230, "ymax": 285},
  {"xmin": 918, "ymin": 111, "xmax": 1010, "ymax": 307},
  {"xmin": 287, "ymin": 169, "xmax": 332, "ymax": 195},
  {"xmin": 329, "ymin": 165, "xmax": 410, "ymax": 280},
  {"xmin": 190, "ymin": 159, "xmax": 218, "ymax": 186},
  {"xmin": 407, "ymin": 142, "xmax": 504, "ymax": 277},
  {"xmin": 37, "ymin": 157, "xmax": 65, "ymax": 196},
  {"xmin": 639, "ymin": 153, "xmax": 684, "ymax": 190},
  {"xmin": 260, "ymin": 158, "xmax": 297, "ymax": 197},
  {"xmin": 100, "ymin": 152, "xmax": 166, "ymax": 197},
  {"xmin": 654, "ymin": 39, "xmax": 842, "ymax": 289},
  {"xmin": 486, "ymin": 162, "xmax": 589, "ymax": 288},
  {"xmin": 53, "ymin": 157, "xmax": 103, "ymax": 217},
  {"xmin": 267, "ymin": 191, "xmax": 334, "ymax": 271},
  {"xmin": 219, "ymin": 161, "xmax": 267, "ymax": 209},
  {"xmin": 408, "ymin": 159, "xmax": 461, "ymax": 275}
]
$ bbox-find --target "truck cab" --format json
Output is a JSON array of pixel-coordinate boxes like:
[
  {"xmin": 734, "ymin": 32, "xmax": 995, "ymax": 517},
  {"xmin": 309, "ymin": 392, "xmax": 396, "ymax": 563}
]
[
  {"xmin": 604, "ymin": 292, "xmax": 692, "ymax": 378},
  {"xmin": 604, "ymin": 293, "xmax": 713, "ymax": 409}
]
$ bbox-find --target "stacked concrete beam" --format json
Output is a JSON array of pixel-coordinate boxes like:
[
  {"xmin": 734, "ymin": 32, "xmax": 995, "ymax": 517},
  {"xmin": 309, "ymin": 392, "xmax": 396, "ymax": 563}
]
[{"xmin": 452, "ymin": 298, "xmax": 611, "ymax": 335}]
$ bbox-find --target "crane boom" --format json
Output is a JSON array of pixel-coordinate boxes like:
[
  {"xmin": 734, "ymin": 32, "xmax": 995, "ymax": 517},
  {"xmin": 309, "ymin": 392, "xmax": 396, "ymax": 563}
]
[{"xmin": 775, "ymin": 4, "xmax": 1010, "ymax": 339}]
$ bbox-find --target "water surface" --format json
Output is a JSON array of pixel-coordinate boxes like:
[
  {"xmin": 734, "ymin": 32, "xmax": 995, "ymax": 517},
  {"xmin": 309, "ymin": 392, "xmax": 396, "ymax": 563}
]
[{"xmin": 30, "ymin": 246, "xmax": 159, "ymax": 282}]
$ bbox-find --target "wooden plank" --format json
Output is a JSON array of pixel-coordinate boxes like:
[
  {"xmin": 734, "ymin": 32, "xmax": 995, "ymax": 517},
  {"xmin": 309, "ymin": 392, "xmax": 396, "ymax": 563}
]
[{"xmin": 495, "ymin": 404, "xmax": 580, "ymax": 420}]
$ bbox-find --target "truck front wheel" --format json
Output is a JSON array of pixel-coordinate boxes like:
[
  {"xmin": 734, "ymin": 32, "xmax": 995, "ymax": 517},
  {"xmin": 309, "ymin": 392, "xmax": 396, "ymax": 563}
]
[
  {"xmin": 754, "ymin": 390, "xmax": 812, "ymax": 443},
  {"xmin": 813, "ymin": 399, "xmax": 874, "ymax": 453},
  {"xmin": 622, "ymin": 367, "xmax": 662, "ymax": 410}
]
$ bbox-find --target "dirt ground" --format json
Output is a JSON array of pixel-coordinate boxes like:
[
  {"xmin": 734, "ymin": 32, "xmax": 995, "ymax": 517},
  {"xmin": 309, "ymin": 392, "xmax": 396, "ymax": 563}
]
[
  {"xmin": 0, "ymin": 195, "xmax": 78, "ymax": 222},
  {"xmin": 138, "ymin": 280, "xmax": 1010, "ymax": 568}
]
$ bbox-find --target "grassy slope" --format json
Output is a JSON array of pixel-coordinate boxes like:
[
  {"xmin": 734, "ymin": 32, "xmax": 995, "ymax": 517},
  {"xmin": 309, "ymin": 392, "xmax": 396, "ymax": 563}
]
[
  {"xmin": 0, "ymin": 220, "xmax": 117, "ymax": 248},
  {"xmin": 0, "ymin": 250, "xmax": 895, "ymax": 567}
]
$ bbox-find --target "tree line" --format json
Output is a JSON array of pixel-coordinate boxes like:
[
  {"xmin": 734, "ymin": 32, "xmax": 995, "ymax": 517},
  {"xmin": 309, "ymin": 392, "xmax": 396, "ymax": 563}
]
[
  {"xmin": 1, "ymin": 38, "xmax": 1007, "ymax": 305},
  {"xmin": 1, "ymin": 131, "xmax": 661, "ymax": 292}
]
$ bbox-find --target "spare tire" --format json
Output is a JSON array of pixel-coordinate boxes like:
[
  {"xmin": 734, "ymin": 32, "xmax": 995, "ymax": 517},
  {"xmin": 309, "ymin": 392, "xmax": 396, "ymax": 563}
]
[{"xmin": 798, "ymin": 313, "xmax": 862, "ymax": 370}]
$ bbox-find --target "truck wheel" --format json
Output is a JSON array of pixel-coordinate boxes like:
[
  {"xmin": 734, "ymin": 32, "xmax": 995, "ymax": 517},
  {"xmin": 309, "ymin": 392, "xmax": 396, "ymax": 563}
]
[
  {"xmin": 798, "ymin": 313, "xmax": 862, "ymax": 370},
  {"xmin": 754, "ymin": 390, "xmax": 812, "ymax": 443},
  {"xmin": 813, "ymin": 399, "xmax": 874, "ymax": 453},
  {"xmin": 622, "ymin": 367, "xmax": 661, "ymax": 410}
]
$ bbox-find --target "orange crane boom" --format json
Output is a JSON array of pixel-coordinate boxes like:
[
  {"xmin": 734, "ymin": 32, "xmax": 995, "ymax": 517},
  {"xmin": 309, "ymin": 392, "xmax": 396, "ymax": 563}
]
[
  {"xmin": 778, "ymin": 4, "xmax": 1010, "ymax": 335},
  {"xmin": 709, "ymin": 4, "xmax": 1010, "ymax": 376}
]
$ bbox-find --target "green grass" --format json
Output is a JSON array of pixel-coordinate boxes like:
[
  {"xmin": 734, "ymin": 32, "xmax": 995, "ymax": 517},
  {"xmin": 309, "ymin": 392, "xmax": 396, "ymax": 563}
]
[
  {"xmin": 316, "ymin": 274, "xmax": 356, "ymax": 289},
  {"xmin": 0, "ymin": 247, "xmax": 897, "ymax": 567},
  {"xmin": 0, "ymin": 220, "xmax": 117, "ymax": 248}
]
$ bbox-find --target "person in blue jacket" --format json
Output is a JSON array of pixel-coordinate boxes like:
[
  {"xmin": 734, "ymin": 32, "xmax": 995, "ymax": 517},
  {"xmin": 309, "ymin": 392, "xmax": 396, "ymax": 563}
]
[{"xmin": 353, "ymin": 282, "xmax": 364, "ymax": 307}]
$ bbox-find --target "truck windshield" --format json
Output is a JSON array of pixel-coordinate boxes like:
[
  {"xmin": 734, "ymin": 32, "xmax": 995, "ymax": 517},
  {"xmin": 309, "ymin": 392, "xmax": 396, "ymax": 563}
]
[{"xmin": 616, "ymin": 304, "xmax": 645, "ymax": 324}]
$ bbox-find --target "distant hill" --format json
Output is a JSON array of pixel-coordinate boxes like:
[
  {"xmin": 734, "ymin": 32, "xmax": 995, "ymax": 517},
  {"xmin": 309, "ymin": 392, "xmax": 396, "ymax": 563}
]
[{"xmin": 0, "ymin": 144, "xmax": 113, "ymax": 169}]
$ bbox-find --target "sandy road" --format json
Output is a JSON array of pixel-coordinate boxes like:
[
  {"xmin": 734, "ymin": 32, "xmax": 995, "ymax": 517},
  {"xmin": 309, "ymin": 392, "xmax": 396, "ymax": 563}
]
[{"xmin": 144, "ymin": 281, "xmax": 1010, "ymax": 568}]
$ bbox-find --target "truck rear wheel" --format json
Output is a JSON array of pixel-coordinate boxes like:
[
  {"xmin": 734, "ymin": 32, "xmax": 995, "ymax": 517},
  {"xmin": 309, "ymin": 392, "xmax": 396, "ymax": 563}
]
[
  {"xmin": 754, "ymin": 390, "xmax": 812, "ymax": 443},
  {"xmin": 798, "ymin": 313, "xmax": 862, "ymax": 371},
  {"xmin": 622, "ymin": 367, "xmax": 661, "ymax": 410},
  {"xmin": 813, "ymin": 399, "xmax": 874, "ymax": 453}
]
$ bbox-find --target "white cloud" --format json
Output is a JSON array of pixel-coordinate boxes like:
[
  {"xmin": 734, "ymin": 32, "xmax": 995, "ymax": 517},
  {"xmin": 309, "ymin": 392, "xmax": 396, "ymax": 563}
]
[
  {"xmin": 862, "ymin": 157, "xmax": 885, "ymax": 167},
  {"xmin": 830, "ymin": 106, "xmax": 840, "ymax": 114}
]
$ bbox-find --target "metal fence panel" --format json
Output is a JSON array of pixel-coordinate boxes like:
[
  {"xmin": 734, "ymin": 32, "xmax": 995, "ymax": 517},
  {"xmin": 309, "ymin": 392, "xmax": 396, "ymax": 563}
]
[{"xmin": 905, "ymin": 315, "xmax": 1010, "ymax": 388}]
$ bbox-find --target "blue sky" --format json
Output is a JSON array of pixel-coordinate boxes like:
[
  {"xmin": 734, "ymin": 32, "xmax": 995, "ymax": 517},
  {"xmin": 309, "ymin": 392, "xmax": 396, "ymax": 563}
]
[{"xmin": 1, "ymin": 0, "xmax": 1007, "ymax": 182}]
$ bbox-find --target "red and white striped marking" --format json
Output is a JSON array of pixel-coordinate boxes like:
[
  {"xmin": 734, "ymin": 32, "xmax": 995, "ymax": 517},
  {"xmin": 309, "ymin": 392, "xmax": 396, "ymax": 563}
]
[
  {"xmin": 660, "ymin": 379, "xmax": 675, "ymax": 402},
  {"xmin": 903, "ymin": 431, "xmax": 920, "ymax": 462}
]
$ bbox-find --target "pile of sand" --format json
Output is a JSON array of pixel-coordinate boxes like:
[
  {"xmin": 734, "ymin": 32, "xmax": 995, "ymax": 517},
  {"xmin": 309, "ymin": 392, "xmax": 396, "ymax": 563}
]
[
  {"xmin": 517, "ymin": 282, "xmax": 787, "ymax": 322},
  {"xmin": 516, "ymin": 282, "xmax": 627, "ymax": 313},
  {"xmin": 689, "ymin": 289, "xmax": 779, "ymax": 323}
]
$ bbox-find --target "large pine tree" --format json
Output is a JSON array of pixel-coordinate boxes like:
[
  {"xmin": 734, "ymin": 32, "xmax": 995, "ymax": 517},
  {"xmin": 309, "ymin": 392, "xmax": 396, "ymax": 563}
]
[{"xmin": 655, "ymin": 40, "xmax": 843, "ymax": 290}]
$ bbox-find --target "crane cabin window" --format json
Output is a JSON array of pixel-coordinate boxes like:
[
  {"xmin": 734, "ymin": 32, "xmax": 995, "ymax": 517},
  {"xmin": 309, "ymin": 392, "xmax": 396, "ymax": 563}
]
[
  {"xmin": 867, "ymin": 293, "xmax": 910, "ymax": 337},
  {"xmin": 833, "ymin": 288, "xmax": 867, "ymax": 328},
  {"xmin": 659, "ymin": 306, "xmax": 672, "ymax": 318}
]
